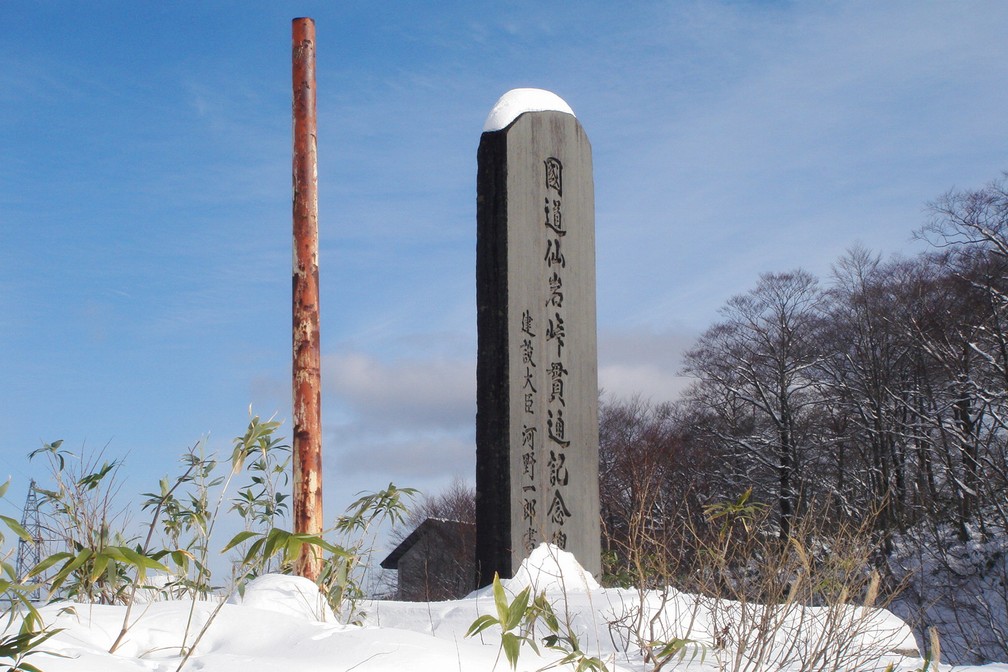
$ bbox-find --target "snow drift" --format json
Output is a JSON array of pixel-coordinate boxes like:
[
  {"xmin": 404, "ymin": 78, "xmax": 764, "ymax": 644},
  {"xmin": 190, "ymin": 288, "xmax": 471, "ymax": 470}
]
[{"xmin": 4, "ymin": 543, "xmax": 1003, "ymax": 672}]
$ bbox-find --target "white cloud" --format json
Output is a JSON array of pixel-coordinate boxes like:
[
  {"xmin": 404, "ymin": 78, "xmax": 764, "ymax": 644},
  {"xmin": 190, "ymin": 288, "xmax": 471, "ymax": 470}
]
[
  {"xmin": 330, "ymin": 431, "xmax": 473, "ymax": 481},
  {"xmin": 319, "ymin": 351, "xmax": 476, "ymax": 506},
  {"xmin": 597, "ymin": 326, "xmax": 698, "ymax": 404},
  {"xmin": 322, "ymin": 351, "xmax": 475, "ymax": 431},
  {"xmin": 598, "ymin": 364, "xmax": 692, "ymax": 405}
]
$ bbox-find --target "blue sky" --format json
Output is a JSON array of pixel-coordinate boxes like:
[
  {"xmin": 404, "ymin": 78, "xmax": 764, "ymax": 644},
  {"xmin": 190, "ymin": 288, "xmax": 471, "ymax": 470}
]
[{"xmin": 2, "ymin": 2, "xmax": 1007, "ymax": 532}]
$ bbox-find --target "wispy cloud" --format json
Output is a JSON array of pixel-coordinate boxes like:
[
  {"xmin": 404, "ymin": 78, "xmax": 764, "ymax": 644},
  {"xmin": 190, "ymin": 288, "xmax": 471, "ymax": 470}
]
[
  {"xmin": 323, "ymin": 351, "xmax": 474, "ymax": 432},
  {"xmin": 4, "ymin": 0, "xmax": 1008, "ymax": 522},
  {"xmin": 598, "ymin": 326, "xmax": 697, "ymax": 404},
  {"xmin": 317, "ymin": 349, "xmax": 476, "ymax": 502}
]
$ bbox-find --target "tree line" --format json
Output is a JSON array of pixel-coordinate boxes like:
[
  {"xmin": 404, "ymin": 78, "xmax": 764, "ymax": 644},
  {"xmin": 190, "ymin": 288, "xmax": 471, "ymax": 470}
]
[{"xmin": 599, "ymin": 174, "xmax": 1008, "ymax": 663}]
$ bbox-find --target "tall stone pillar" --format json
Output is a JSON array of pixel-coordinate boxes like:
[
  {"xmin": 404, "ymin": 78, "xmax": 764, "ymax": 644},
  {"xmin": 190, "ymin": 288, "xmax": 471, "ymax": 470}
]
[{"xmin": 476, "ymin": 89, "xmax": 601, "ymax": 586}]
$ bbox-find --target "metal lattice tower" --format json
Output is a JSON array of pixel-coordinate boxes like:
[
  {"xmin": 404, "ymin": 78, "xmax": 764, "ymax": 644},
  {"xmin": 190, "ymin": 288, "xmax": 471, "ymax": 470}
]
[{"xmin": 15, "ymin": 479, "xmax": 45, "ymax": 598}]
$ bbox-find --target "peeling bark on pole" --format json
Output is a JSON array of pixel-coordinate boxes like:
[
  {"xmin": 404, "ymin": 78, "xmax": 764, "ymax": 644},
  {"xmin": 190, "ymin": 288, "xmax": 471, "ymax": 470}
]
[{"xmin": 292, "ymin": 16, "xmax": 323, "ymax": 581}]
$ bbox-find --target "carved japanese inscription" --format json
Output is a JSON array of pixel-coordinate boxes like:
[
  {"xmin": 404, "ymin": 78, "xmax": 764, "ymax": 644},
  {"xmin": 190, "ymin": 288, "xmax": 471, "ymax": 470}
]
[{"xmin": 476, "ymin": 107, "xmax": 601, "ymax": 586}]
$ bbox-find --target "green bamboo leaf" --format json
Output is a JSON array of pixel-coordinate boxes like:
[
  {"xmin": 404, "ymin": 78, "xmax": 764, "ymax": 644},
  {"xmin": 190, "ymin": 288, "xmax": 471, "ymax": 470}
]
[
  {"xmin": 543, "ymin": 604, "xmax": 559, "ymax": 632},
  {"xmin": 103, "ymin": 546, "xmax": 127, "ymax": 563},
  {"xmin": 281, "ymin": 536, "xmax": 303, "ymax": 565},
  {"xmin": 116, "ymin": 545, "xmax": 147, "ymax": 567},
  {"xmin": 243, "ymin": 537, "xmax": 266, "ymax": 565},
  {"xmin": 492, "ymin": 573, "xmax": 509, "ymax": 627},
  {"xmin": 464, "ymin": 614, "xmax": 500, "ymax": 638},
  {"xmin": 49, "ymin": 548, "xmax": 94, "ymax": 593},
  {"xmin": 120, "ymin": 545, "xmax": 169, "ymax": 576},
  {"xmin": 505, "ymin": 587, "xmax": 530, "ymax": 631},
  {"xmin": 89, "ymin": 553, "xmax": 111, "ymax": 583},
  {"xmin": 26, "ymin": 552, "xmax": 73, "ymax": 579},
  {"xmin": 170, "ymin": 550, "xmax": 192, "ymax": 569},
  {"xmin": 263, "ymin": 529, "xmax": 290, "ymax": 561},
  {"xmin": 294, "ymin": 533, "xmax": 343, "ymax": 556},
  {"xmin": 0, "ymin": 514, "xmax": 33, "ymax": 542},
  {"xmin": 501, "ymin": 632, "xmax": 522, "ymax": 670},
  {"xmin": 221, "ymin": 530, "xmax": 260, "ymax": 553},
  {"xmin": 62, "ymin": 548, "xmax": 94, "ymax": 575}
]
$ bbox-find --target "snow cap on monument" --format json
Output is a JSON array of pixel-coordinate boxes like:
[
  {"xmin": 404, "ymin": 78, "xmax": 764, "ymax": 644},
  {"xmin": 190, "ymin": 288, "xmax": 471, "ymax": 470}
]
[{"xmin": 483, "ymin": 88, "xmax": 576, "ymax": 132}]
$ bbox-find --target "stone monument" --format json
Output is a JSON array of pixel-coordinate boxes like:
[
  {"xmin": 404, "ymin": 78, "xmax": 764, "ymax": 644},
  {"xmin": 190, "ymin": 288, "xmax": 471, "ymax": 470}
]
[{"xmin": 476, "ymin": 89, "xmax": 602, "ymax": 586}]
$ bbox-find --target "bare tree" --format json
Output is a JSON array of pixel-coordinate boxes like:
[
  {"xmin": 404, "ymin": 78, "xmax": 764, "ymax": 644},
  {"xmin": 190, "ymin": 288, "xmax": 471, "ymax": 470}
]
[
  {"xmin": 817, "ymin": 248, "xmax": 924, "ymax": 533},
  {"xmin": 395, "ymin": 477, "xmax": 476, "ymax": 537},
  {"xmin": 683, "ymin": 270, "xmax": 825, "ymax": 540},
  {"xmin": 598, "ymin": 395, "xmax": 711, "ymax": 583},
  {"xmin": 920, "ymin": 176, "xmax": 1008, "ymax": 530}
]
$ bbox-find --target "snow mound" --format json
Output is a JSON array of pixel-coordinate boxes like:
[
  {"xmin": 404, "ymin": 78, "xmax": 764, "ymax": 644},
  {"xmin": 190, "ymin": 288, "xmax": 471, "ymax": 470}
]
[
  {"xmin": 483, "ymin": 88, "xmax": 575, "ymax": 132},
  {"xmin": 471, "ymin": 543, "xmax": 600, "ymax": 597},
  {"xmin": 228, "ymin": 573, "xmax": 335, "ymax": 622}
]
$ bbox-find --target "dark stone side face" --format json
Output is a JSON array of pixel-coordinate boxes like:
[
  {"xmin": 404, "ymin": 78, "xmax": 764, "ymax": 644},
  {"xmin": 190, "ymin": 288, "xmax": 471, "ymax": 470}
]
[{"xmin": 476, "ymin": 110, "xmax": 601, "ymax": 587}]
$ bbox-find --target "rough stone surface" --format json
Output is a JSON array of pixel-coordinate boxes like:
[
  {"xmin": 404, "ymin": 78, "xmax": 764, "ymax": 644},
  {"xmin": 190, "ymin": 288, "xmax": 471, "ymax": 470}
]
[{"xmin": 476, "ymin": 107, "xmax": 601, "ymax": 586}]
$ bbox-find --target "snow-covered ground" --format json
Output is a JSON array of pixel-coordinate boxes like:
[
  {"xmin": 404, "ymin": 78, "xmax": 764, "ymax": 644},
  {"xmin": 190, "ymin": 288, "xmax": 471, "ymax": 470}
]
[
  {"xmin": 7, "ymin": 544, "xmax": 1007, "ymax": 672},
  {"xmin": 888, "ymin": 523, "xmax": 1008, "ymax": 665}
]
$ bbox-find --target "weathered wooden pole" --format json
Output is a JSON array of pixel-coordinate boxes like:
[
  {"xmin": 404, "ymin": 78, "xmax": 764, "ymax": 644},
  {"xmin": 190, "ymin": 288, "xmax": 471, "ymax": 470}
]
[{"xmin": 291, "ymin": 16, "xmax": 323, "ymax": 580}]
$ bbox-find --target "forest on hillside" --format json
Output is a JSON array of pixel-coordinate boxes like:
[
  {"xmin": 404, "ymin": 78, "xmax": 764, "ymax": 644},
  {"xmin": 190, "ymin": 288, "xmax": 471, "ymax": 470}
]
[{"xmin": 598, "ymin": 174, "xmax": 1008, "ymax": 665}]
